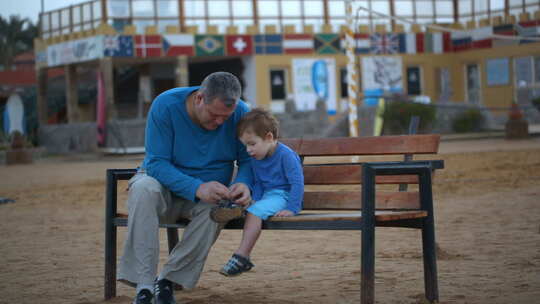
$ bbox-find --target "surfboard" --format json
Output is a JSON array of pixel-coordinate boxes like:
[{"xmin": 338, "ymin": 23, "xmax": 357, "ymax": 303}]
[
  {"xmin": 3, "ymin": 93, "xmax": 25, "ymax": 136},
  {"xmin": 373, "ymin": 98, "xmax": 385, "ymax": 136},
  {"xmin": 96, "ymin": 71, "xmax": 107, "ymax": 146}
]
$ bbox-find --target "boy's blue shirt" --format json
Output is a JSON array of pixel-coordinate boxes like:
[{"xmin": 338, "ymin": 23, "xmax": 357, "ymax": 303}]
[
  {"xmin": 250, "ymin": 142, "xmax": 304, "ymax": 214},
  {"xmin": 141, "ymin": 86, "xmax": 253, "ymax": 202}
]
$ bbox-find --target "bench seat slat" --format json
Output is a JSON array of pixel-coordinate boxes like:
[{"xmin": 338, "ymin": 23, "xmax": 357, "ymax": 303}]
[
  {"xmin": 267, "ymin": 211, "xmax": 428, "ymax": 222},
  {"xmin": 303, "ymin": 191, "xmax": 420, "ymax": 210},
  {"xmin": 303, "ymin": 165, "xmax": 418, "ymax": 184},
  {"xmin": 116, "ymin": 210, "xmax": 427, "ymax": 224}
]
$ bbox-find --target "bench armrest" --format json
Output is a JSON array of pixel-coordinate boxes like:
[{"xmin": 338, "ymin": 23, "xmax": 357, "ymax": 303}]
[{"xmin": 361, "ymin": 160, "xmax": 442, "ymax": 219}]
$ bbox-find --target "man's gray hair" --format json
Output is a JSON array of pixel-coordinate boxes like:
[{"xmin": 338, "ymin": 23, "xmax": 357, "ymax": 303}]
[{"xmin": 199, "ymin": 72, "xmax": 242, "ymax": 107}]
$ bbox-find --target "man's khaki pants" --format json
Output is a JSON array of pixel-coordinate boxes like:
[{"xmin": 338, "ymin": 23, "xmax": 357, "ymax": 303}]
[{"xmin": 118, "ymin": 173, "xmax": 222, "ymax": 289}]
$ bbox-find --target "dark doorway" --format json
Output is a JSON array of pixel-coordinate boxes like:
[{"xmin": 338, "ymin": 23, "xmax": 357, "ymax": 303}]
[{"xmin": 188, "ymin": 58, "xmax": 245, "ymax": 99}]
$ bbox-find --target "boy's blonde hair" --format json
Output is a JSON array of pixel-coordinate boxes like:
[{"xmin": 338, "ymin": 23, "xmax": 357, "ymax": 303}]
[{"xmin": 237, "ymin": 108, "xmax": 279, "ymax": 139}]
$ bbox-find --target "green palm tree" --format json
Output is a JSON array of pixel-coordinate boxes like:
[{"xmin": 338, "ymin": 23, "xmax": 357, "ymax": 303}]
[{"xmin": 0, "ymin": 15, "xmax": 38, "ymax": 70}]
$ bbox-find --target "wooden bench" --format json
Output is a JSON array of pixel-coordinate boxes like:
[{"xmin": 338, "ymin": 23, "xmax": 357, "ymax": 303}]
[{"xmin": 105, "ymin": 134, "xmax": 444, "ymax": 303}]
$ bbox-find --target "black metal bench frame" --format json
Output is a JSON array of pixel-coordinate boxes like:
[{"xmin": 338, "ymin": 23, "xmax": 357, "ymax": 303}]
[{"xmin": 104, "ymin": 158, "xmax": 443, "ymax": 304}]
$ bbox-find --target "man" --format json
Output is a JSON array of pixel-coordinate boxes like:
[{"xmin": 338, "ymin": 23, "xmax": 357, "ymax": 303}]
[{"xmin": 118, "ymin": 72, "xmax": 253, "ymax": 304}]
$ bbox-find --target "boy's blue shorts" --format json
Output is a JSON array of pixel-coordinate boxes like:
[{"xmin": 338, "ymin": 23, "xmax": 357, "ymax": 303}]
[{"xmin": 247, "ymin": 189, "xmax": 289, "ymax": 220}]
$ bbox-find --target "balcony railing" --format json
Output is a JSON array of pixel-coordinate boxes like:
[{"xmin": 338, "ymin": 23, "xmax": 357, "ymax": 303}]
[{"xmin": 38, "ymin": 0, "xmax": 540, "ymax": 39}]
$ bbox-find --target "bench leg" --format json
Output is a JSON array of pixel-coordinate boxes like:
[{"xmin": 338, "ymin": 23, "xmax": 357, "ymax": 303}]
[
  {"xmin": 104, "ymin": 222, "xmax": 117, "ymax": 300},
  {"xmin": 361, "ymin": 166, "xmax": 376, "ymax": 304},
  {"xmin": 420, "ymin": 171, "xmax": 439, "ymax": 303},
  {"xmin": 167, "ymin": 228, "xmax": 179, "ymax": 254}
]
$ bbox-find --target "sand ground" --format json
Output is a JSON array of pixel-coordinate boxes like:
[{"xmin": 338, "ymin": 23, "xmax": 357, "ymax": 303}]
[{"xmin": 1, "ymin": 137, "xmax": 539, "ymax": 304}]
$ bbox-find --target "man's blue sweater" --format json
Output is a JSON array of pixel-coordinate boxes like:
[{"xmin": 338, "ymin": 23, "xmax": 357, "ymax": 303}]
[{"xmin": 141, "ymin": 86, "xmax": 252, "ymax": 202}]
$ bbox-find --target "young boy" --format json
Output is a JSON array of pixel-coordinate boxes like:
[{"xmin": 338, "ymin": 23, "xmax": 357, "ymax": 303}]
[{"xmin": 219, "ymin": 108, "xmax": 304, "ymax": 276}]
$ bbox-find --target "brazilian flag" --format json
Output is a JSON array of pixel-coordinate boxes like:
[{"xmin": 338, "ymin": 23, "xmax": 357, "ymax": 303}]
[{"xmin": 195, "ymin": 35, "xmax": 225, "ymax": 56}]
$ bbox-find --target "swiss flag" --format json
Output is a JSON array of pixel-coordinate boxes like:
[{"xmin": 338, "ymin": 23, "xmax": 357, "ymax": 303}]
[
  {"xmin": 134, "ymin": 35, "xmax": 162, "ymax": 57},
  {"xmin": 226, "ymin": 35, "xmax": 253, "ymax": 55}
]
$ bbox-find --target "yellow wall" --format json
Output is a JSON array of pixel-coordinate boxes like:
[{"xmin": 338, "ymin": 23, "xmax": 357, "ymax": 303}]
[
  {"xmin": 252, "ymin": 43, "xmax": 540, "ymax": 113},
  {"xmin": 253, "ymin": 54, "xmax": 349, "ymax": 111}
]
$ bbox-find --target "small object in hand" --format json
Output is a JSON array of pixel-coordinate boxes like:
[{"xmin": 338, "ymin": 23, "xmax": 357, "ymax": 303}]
[
  {"xmin": 210, "ymin": 200, "xmax": 245, "ymax": 223},
  {"xmin": 0, "ymin": 197, "xmax": 15, "ymax": 205}
]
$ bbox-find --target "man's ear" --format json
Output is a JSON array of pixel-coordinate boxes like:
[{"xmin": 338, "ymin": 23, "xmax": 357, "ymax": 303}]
[{"xmin": 194, "ymin": 92, "xmax": 204, "ymax": 106}]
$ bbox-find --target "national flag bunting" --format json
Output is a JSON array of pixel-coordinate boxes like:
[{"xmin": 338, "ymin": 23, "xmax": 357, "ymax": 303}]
[
  {"xmin": 226, "ymin": 35, "xmax": 253, "ymax": 55},
  {"xmin": 471, "ymin": 26, "xmax": 493, "ymax": 49},
  {"xmin": 103, "ymin": 35, "xmax": 134, "ymax": 57},
  {"xmin": 314, "ymin": 33, "xmax": 340, "ymax": 54},
  {"xmin": 283, "ymin": 34, "xmax": 313, "ymax": 54},
  {"xmin": 451, "ymin": 31, "xmax": 472, "ymax": 52},
  {"xmin": 134, "ymin": 35, "xmax": 162, "ymax": 57},
  {"xmin": 492, "ymin": 24, "xmax": 519, "ymax": 47},
  {"xmin": 340, "ymin": 33, "xmax": 370, "ymax": 54},
  {"xmin": 370, "ymin": 34, "xmax": 400, "ymax": 54},
  {"xmin": 162, "ymin": 34, "xmax": 194, "ymax": 56},
  {"xmin": 516, "ymin": 21, "xmax": 540, "ymax": 44},
  {"xmin": 195, "ymin": 35, "xmax": 225, "ymax": 56},
  {"xmin": 254, "ymin": 35, "xmax": 283, "ymax": 54},
  {"xmin": 398, "ymin": 33, "xmax": 418, "ymax": 54}
]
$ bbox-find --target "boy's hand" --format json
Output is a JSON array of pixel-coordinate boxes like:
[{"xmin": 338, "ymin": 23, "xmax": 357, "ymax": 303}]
[
  {"xmin": 228, "ymin": 183, "xmax": 251, "ymax": 206},
  {"xmin": 274, "ymin": 210, "xmax": 294, "ymax": 217}
]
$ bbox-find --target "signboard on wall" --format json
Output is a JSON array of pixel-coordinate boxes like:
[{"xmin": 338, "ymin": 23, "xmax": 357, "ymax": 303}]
[
  {"xmin": 292, "ymin": 58, "xmax": 337, "ymax": 114},
  {"xmin": 361, "ymin": 56, "xmax": 403, "ymax": 106},
  {"xmin": 47, "ymin": 36, "xmax": 104, "ymax": 67}
]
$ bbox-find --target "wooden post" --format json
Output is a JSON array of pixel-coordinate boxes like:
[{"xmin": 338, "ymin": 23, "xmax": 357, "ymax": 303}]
[
  {"xmin": 101, "ymin": 0, "xmax": 108, "ymax": 24},
  {"xmin": 100, "ymin": 57, "xmax": 116, "ymax": 119},
  {"xmin": 344, "ymin": 0, "xmax": 359, "ymax": 137},
  {"xmin": 179, "ymin": 0, "xmax": 185, "ymax": 32},
  {"xmin": 65, "ymin": 64, "xmax": 80, "ymax": 122},
  {"xmin": 175, "ymin": 55, "xmax": 189, "ymax": 87},
  {"xmin": 36, "ymin": 68, "xmax": 48, "ymax": 125},
  {"xmin": 138, "ymin": 64, "xmax": 151, "ymax": 118}
]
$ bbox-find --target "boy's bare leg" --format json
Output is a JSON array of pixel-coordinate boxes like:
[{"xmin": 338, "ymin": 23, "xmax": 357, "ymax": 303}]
[{"xmin": 235, "ymin": 213, "xmax": 262, "ymax": 257}]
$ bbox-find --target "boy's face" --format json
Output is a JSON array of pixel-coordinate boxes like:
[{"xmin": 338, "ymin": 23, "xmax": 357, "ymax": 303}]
[{"xmin": 239, "ymin": 130, "xmax": 276, "ymax": 160}]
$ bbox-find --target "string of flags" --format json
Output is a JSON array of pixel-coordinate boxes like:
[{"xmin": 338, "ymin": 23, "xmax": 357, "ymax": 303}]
[{"xmin": 40, "ymin": 20, "xmax": 540, "ymax": 67}]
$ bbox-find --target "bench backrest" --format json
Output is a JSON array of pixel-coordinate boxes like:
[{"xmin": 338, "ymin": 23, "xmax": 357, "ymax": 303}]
[{"xmin": 281, "ymin": 134, "xmax": 440, "ymax": 211}]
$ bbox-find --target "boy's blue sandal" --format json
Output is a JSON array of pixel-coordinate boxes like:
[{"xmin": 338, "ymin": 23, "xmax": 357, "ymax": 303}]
[
  {"xmin": 220, "ymin": 254, "xmax": 254, "ymax": 276},
  {"xmin": 210, "ymin": 200, "xmax": 245, "ymax": 223}
]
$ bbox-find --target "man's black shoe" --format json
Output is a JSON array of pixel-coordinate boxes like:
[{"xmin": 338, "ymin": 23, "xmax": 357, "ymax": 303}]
[
  {"xmin": 155, "ymin": 278, "xmax": 176, "ymax": 304},
  {"xmin": 133, "ymin": 289, "xmax": 153, "ymax": 304}
]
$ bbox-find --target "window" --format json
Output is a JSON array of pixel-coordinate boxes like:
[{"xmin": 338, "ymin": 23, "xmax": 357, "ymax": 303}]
[
  {"xmin": 406, "ymin": 66, "xmax": 422, "ymax": 95},
  {"xmin": 340, "ymin": 68, "xmax": 348, "ymax": 98},
  {"xmin": 466, "ymin": 64, "xmax": 481, "ymax": 104},
  {"xmin": 270, "ymin": 69, "xmax": 287, "ymax": 100},
  {"xmin": 514, "ymin": 56, "xmax": 540, "ymax": 87}
]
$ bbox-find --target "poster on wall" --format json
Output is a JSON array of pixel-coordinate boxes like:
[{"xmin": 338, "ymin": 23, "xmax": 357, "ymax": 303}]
[
  {"xmin": 486, "ymin": 58, "xmax": 509, "ymax": 86},
  {"xmin": 361, "ymin": 56, "xmax": 403, "ymax": 106},
  {"xmin": 47, "ymin": 36, "xmax": 104, "ymax": 67},
  {"xmin": 292, "ymin": 58, "xmax": 337, "ymax": 114}
]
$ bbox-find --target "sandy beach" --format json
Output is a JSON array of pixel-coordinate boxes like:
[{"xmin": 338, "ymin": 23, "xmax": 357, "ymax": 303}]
[{"xmin": 1, "ymin": 137, "xmax": 539, "ymax": 304}]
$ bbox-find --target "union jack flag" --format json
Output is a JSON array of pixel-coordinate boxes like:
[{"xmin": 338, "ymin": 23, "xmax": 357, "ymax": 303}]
[{"xmin": 370, "ymin": 34, "xmax": 400, "ymax": 54}]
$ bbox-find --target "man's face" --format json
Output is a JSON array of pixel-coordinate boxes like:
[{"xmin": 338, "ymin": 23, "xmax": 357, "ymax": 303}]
[{"xmin": 194, "ymin": 93, "xmax": 236, "ymax": 130}]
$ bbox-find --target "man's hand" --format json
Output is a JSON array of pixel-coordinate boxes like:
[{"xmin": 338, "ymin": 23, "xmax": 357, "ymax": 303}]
[
  {"xmin": 196, "ymin": 181, "xmax": 229, "ymax": 204},
  {"xmin": 228, "ymin": 183, "xmax": 251, "ymax": 206},
  {"xmin": 274, "ymin": 210, "xmax": 294, "ymax": 217}
]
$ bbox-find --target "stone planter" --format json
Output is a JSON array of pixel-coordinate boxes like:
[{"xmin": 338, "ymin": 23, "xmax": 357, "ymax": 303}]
[{"xmin": 1, "ymin": 147, "xmax": 46, "ymax": 165}]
